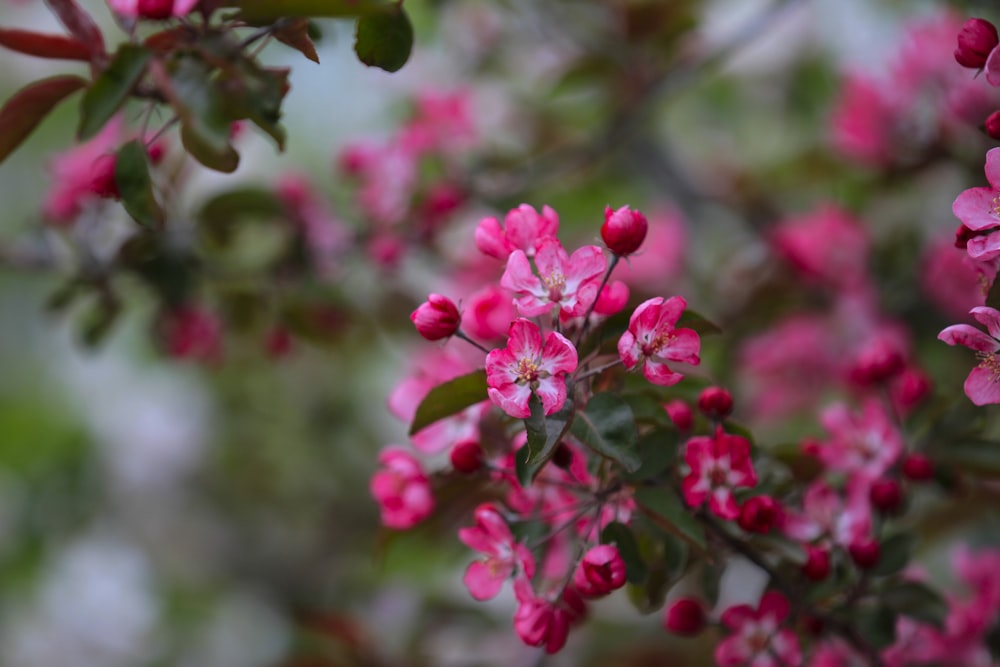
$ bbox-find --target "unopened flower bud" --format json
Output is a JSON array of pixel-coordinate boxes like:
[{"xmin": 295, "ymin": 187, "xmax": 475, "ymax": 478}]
[
  {"xmin": 450, "ymin": 440, "xmax": 483, "ymax": 474},
  {"xmin": 849, "ymin": 336, "xmax": 905, "ymax": 387},
  {"xmin": 410, "ymin": 294, "xmax": 461, "ymax": 340},
  {"xmin": 88, "ymin": 154, "xmax": 120, "ymax": 199},
  {"xmin": 601, "ymin": 205, "xmax": 648, "ymax": 256},
  {"xmin": 849, "ymin": 536, "xmax": 880, "ymax": 569},
  {"xmin": 902, "ymin": 453, "xmax": 935, "ymax": 481},
  {"xmin": 738, "ymin": 495, "xmax": 780, "ymax": 534},
  {"xmin": 663, "ymin": 400, "xmax": 693, "ymax": 431},
  {"xmin": 955, "ymin": 18, "xmax": 999, "ymax": 69},
  {"xmin": 663, "ymin": 598, "xmax": 706, "ymax": 636},
  {"xmin": 869, "ymin": 478, "xmax": 903, "ymax": 514},
  {"xmin": 573, "ymin": 545, "xmax": 627, "ymax": 597},
  {"xmin": 987, "ymin": 110, "xmax": 1000, "ymax": 140},
  {"xmin": 697, "ymin": 386, "xmax": 733, "ymax": 420},
  {"xmin": 802, "ymin": 545, "xmax": 831, "ymax": 581},
  {"xmin": 552, "ymin": 443, "xmax": 574, "ymax": 469}
]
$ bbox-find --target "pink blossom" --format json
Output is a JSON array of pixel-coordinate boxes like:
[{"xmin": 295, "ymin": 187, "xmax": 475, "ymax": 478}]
[
  {"xmin": 618, "ymin": 296, "xmax": 700, "ymax": 386},
  {"xmin": 716, "ymin": 591, "xmax": 801, "ymax": 667},
  {"xmin": 485, "ymin": 319, "xmax": 578, "ymax": 418},
  {"xmin": 475, "ymin": 204, "xmax": 559, "ymax": 260},
  {"xmin": 952, "ymin": 148, "xmax": 1000, "ymax": 262},
  {"xmin": 813, "ymin": 399, "xmax": 904, "ymax": 482},
  {"xmin": 938, "ymin": 306, "xmax": 1000, "ymax": 405},
  {"xmin": 107, "ymin": 0, "xmax": 199, "ymax": 18},
  {"xmin": 501, "ymin": 238, "xmax": 606, "ymax": 319},
  {"xmin": 512, "ymin": 578, "xmax": 586, "ymax": 654},
  {"xmin": 572, "ymin": 545, "xmax": 626, "ymax": 598},
  {"xmin": 369, "ymin": 447, "xmax": 434, "ymax": 530},
  {"xmin": 681, "ymin": 430, "xmax": 757, "ymax": 520},
  {"xmin": 592, "ymin": 281, "xmax": 629, "ymax": 317},
  {"xmin": 954, "ymin": 18, "xmax": 998, "ymax": 69},
  {"xmin": 601, "ymin": 205, "xmax": 648, "ymax": 256},
  {"xmin": 770, "ymin": 204, "xmax": 869, "ymax": 290},
  {"xmin": 921, "ymin": 236, "xmax": 988, "ymax": 320},
  {"xmin": 461, "ymin": 284, "xmax": 516, "ymax": 342},
  {"xmin": 162, "ymin": 306, "xmax": 223, "ymax": 363},
  {"xmin": 614, "ymin": 206, "xmax": 687, "ymax": 290},
  {"xmin": 829, "ymin": 72, "xmax": 898, "ymax": 168},
  {"xmin": 401, "ymin": 89, "xmax": 476, "ymax": 156},
  {"xmin": 781, "ymin": 480, "xmax": 872, "ymax": 549},
  {"xmin": 43, "ymin": 116, "xmax": 123, "ymax": 224},
  {"xmin": 458, "ymin": 503, "xmax": 534, "ymax": 601},
  {"xmin": 410, "ymin": 294, "xmax": 462, "ymax": 341}
]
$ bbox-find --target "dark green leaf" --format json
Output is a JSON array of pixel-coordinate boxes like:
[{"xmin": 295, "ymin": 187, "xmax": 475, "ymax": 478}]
[
  {"xmin": 354, "ymin": 7, "xmax": 413, "ymax": 73},
  {"xmin": 676, "ymin": 309, "xmax": 722, "ymax": 336},
  {"xmin": 0, "ymin": 75, "xmax": 86, "ymax": 164},
  {"xmin": 601, "ymin": 521, "xmax": 647, "ymax": 585},
  {"xmin": 854, "ymin": 605, "xmax": 897, "ymax": 650},
  {"xmin": 217, "ymin": 62, "xmax": 289, "ymax": 149},
  {"xmin": 114, "ymin": 140, "xmax": 162, "ymax": 228},
  {"xmin": 663, "ymin": 531, "xmax": 689, "ymax": 580},
  {"xmin": 871, "ymin": 533, "xmax": 915, "ymax": 577},
  {"xmin": 634, "ymin": 486, "xmax": 707, "ymax": 550},
  {"xmin": 937, "ymin": 439, "xmax": 1000, "ymax": 478},
  {"xmin": 570, "ymin": 392, "xmax": 640, "ymax": 472},
  {"xmin": 882, "ymin": 581, "xmax": 947, "ymax": 629},
  {"xmin": 78, "ymin": 44, "xmax": 150, "ymax": 140},
  {"xmin": 409, "ymin": 370, "xmax": 488, "ymax": 436},
  {"xmin": 227, "ymin": 0, "xmax": 399, "ymax": 23},
  {"xmin": 626, "ymin": 564, "xmax": 668, "ymax": 614},
  {"xmin": 698, "ymin": 561, "xmax": 721, "ymax": 606},
  {"xmin": 78, "ymin": 296, "xmax": 120, "ymax": 348},
  {"xmin": 623, "ymin": 427, "xmax": 679, "ymax": 481},
  {"xmin": 516, "ymin": 397, "xmax": 574, "ymax": 488}
]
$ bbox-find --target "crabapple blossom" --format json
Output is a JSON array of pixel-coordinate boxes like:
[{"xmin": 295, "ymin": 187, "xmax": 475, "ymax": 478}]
[
  {"xmin": 698, "ymin": 386, "xmax": 733, "ymax": 420},
  {"xmin": 107, "ymin": 0, "xmax": 199, "ymax": 19},
  {"xmin": 475, "ymin": 204, "xmax": 559, "ymax": 260},
  {"xmin": 449, "ymin": 440, "xmax": 483, "ymax": 474},
  {"xmin": 938, "ymin": 306, "xmax": 1000, "ymax": 404},
  {"xmin": 369, "ymin": 448, "xmax": 434, "ymax": 530},
  {"xmin": 485, "ymin": 319, "xmax": 578, "ymax": 419},
  {"xmin": 902, "ymin": 453, "xmax": 935, "ymax": 481},
  {"xmin": 781, "ymin": 480, "xmax": 872, "ymax": 550},
  {"xmin": 458, "ymin": 503, "xmax": 535, "ymax": 601},
  {"xmin": 716, "ymin": 591, "xmax": 801, "ymax": 667},
  {"xmin": 600, "ymin": 205, "xmax": 648, "ymax": 256},
  {"xmin": 618, "ymin": 296, "xmax": 700, "ymax": 386},
  {"xmin": 501, "ymin": 237, "xmax": 606, "ymax": 319},
  {"xmin": 952, "ymin": 149, "xmax": 1000, "ymax": 262},
  {"xmin": 769, "ymin": 204, "xmax": 869, "ymax": 290},
  {"xmin": 572, "ymin": 545, "xmax": 626, "ymax": 598},
  {"xmin": 410, "ymin": 294, "xmax": 461, "ymax": 341},
  {"xmin": 813, "ymin": 399, "xmax": 904, "ymax": 482},
  {"xmin": 461, "ymin": 284, "xmax": 516, "ymax": 341},
  {"xmin": 43, "ymin": 116, "xmax": 123, "ymax": 224},
  {"xmin": 161, "ymin": 306, "xmax": 223, "ymax": 363},
  {"xmin": 663, "ymin": 399, "xmax": 693, "ymax": 431},
  {"xmin": 511, "ymin": 577, "xmax": 586, "ymax": 654},
  {"xmin": 955, "ymin": 18, "xmax": 999, "ymax": 69},
  {"xmin": 663, "ymin": 598, "xmax": 707, "ymax": 636},
  {"xmin": 737, "ymin": 495, "xmax": 781, "ymax": 534},
  {"xmin": 681, "ymin": 430, "xmax": 758, "ymax": 520}
]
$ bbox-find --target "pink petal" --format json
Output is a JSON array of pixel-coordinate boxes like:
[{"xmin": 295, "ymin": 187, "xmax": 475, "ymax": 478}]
[
  {"xmin": 463, "ymin": 560, "xmax": 508, "ymax": 601},
  {"xmin": 988, "ymin": 45, "xmax": 1000, "ymax": 86},
  {"xmin": 541, "ymin": 331, "xmax": 578, "ymax": 375},
  {"xmin": 965, "ymin": 365, "xmax": 1000, "ymax": 405},
  {"xmin": 987, "ymin": 148, "xmax": 1000, "ymax": 190},
  {"xmin": 617, "ymin": 331, "xmax": 640, "ymax": 369},
  {"xmin": 500, "ymin": 251, "xmax": 544, "ymax": 296},
  {"xmin": 486, "ymin": 347, "xmax": 521, "ymax": 387},
  {"xmin": 631, "ymin": 297, "xmax": 665, "ymax": 337},
  {"xmin": 938, "ymin": 324, "xmax": 1000, "ymax": 352},
  {"xmin": 475, "ymin": 216, "xmax": 511, "ymax": 259},
  {"xmin": 565, "ymin": 245, "xmax": 607, "ymax": 288},
  {"xmin": 709, "ymin": 488, "xmax": 740, "ymax": 520},
  {"xmin": 173, "ymin": 0, "xmax": 200, "ymax": 15},
  {"xmin": 681, "ymin": 475, "xmax": 708, "ymax": 509},
  {"xmin": 720, "ymin": 604, "xmax": 757, "ymax": 630},
  {"xmin": 758, "ymin": 590, "xmax": 790, "ymax": 623},
  {"xmin": 508, "ymin": 319, "xmax": 543, "ymax": 359},
  {"xmin": 966, "ymin": 230, "xmax": 1000, "ymax": 260},
  {"xmin": 488, "ymin": 383, "xmax": 533, "ymax": 418},
  {"xmin": 535, "ymin": 376, "xmax": 567, "ymax": 415},
  {"xmin": 533, "ymin": 237, "xmax": 569, "ymax": 278},
  {"xmin": 952, "ymin": 187, "xmax": 1000, "ymax": 231},
  {"xmin": 642, "ymin": 358, "xmax": 684, "ymax": 386},
  {"xmin": 655, "ymin": 295, "xmax": 688, "ymax": 329},
  {"xmin": 972, "ymin": 306, "xmax": 1000, "ymax": 339},
  {"xmin": 715, "ymin": 636, "xmax": 752, "ymax": 666},
  {"xmin": 657, "ymin": 327, "xmax": 701, "ymax": 365}
]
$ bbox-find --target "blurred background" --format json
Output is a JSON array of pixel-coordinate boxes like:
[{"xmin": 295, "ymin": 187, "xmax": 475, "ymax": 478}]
[{"xmin": 0, "ymin": 0, "xmax": 997, "ymax": 665}]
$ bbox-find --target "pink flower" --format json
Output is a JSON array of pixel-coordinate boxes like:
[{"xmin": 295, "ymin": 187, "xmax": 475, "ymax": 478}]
[
  {"xmin": 572, "ymin": 545, "xmax": 626, "ymax": 598},
  {"xmin": 920, "ymin": 236, "xmax": 988, "ymax": 321},
  {"xmin": 485, "ymin": 319, "xmax": 578, "ymax": 418},
  {"xmin": 813, "ymin": 399, "xmax": 904, "ymax": 482},
  {"xmin": 411, "ymin": 294, "xmax": 461, "ymax": 341},
  {"xmin": 475, "ymin": 204, "xmax": 559, "ymax": 260},
  {"xmin": 681, "ymin": 430, "xmax": 757, "ymax": 520},
  {"xmin": 369, "ymin": 448, "xmax": 434, "ymax": 530},
  {"xmin": 781, "ymin": 480, "xmax": 872, "ymax": 549},
  {"xmin": 939, "ymin": 306, "xmax": 1000, "ymax": 405},
  {"xmin": 162, "ymin": 306, "xmax": 223, "ymax": 363},
  {"xmin": 617, "ymin": 296, "xmax": 700, "ymax": 386},
  {"xmin": 716, "ymin": 591, "xmax": 801, "ymax": 667},
  {"xmin": 592, "ymin": 281, "xmax": 629, "ymax": 318},
  {"xmin": 769, "ymin": 204, "xmax": 870, "ymax": 290},
  {"xmin": 601, "ymin": 205, "xmax": 648, "ymax": 256},
  {"xmin": 829, "ymin": 72, "xmax": 898, "ymax": 168},
  {"xmin": 512, "ymin": 578, "xmax": 586, "ymax": 654},
  {"xmin": 501, "ymin": 238, "xmax": 606, "ymax": 319},
  {"xmin": 43, "ymin": 116, "xmax": 123, "ymax": 224},
  {"xmin": 955, "ymin": 18, "xmax": 999, "ymax": 69},
  {"xmin": 952, "ymin": 148, "xmax": 1000, "ymax": 261},
  {"xmin": 461, "ymin": 284, "xmax": 516, "ymax": 342},
  {"xmin": 107, "ymin": 0, "xmax": 199, "ymax": 18},
  {"xmin": 458, "ymin": 503, "xmax": 535, "ymax": 601},
  {"xmin": 614, "ymin": 206, "xmax": 687, "ymax": 290}
]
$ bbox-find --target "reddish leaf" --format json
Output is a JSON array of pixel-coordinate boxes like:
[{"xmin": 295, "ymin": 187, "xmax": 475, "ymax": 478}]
[
  {"xmin": 0, "ymin": 28, "xmax": 90, "ymax": 61},
  {"xmin": 144, "ymin": 27, "xmax": 196, "ymax": 54},
  {"xmin": 43, "ymin": 0, "xmax": 105, "ymax": 61},
  {"xmin": 274, "ymin": 18, "xmax": 320, "ymax": 63},
  {"xmin": 0, "ymin": 75, "xmax": 87, "ymax": 164}
]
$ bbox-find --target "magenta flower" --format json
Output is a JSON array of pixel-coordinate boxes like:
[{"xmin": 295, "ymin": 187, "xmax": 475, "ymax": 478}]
[
  {"xmin": 501, "ymin": 237, "xmax": 606, "ymax": 319},
  {"xmin": 939, "ymin": 306, "xmax": 1000, "ymax": 405},
  {"xmin": 410, "ymin": 293, "xmax": 461, "ymax": 341},
  {"xmin": 814, "ymin": 399, "xmax": 904, "ymax": 482},
  {"xmin": 458, "ymin": 503, "xmax": 535, "ymax": 601},
  {"xmin": 43, "ymin": 116, "xmax": 123, "ymax": 224},
  {"xmin": 617, "ymin": 296, "xmax": 700, "ymax": 386},
  {"xmin": 512, "ymin": 578, "xmax": 586, "ymax": 655},
  {"xmin": 485, "ymin": 319, "xmax": 578, "ymax": 419},
  {"xmin": 681, "ymin": 430, "xmax": 758, "ymax": 520},
  {"xmin": 108, "ymin": 0, "xmax": 199, "ymax": 19},
  {"xmin": 369, "ymin": 447, "xmax": 434, "ymax": 530},
  {"xmin": 716, "ymin": 591, "xmax": 801, "ymax": 667},
  {"xmin": 475, "ymin": 204, "xmax": 559, "ymax": 260},
  {"xmin": 952, "ymin": 149, "xmax": 1000, "ymax": 261},
  {"xmin": 572, "ymin": 545, "xmax": 626, "ymax": 598}
]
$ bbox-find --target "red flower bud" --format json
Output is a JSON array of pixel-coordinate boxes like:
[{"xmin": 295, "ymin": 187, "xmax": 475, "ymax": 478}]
[
  {"xmin": 410, "ymin": 294, "xmax": 461, "ymax": 340},
  {"xmin": 552, "ymin": 443, "xmax": 574, "ymax": 469},
  {"xmin": 138, "ymin": 0, "xmax": 177, "ymax": 19},
  {"xmin": 955, "ymin": 18, "xmax": 999, "ymax": 69},
  {"xmin": 987, "ymin": 110, "xmax": 1000, "ymax": 140},
  {"xmin": 738, "ymin": 495, "xmax": 780, "ymax": 534},
  {"xmin": 802, "ymin": 545, "xmax": 830, "ymax": 581},
  {"xmin": 663, "ymin": 597, "xmax": 706, "ymax": 636},
  {"xmin": 601, "ymin": 205, "xmax": 648, "ymax": 256},
  {"xmin": 902, "ymin": 453, "xmax": 935, "ymax": 482},
  {"xmin": 450, "ymin": 440, "xmax": 483, "ymax": 474},
  {"xmin": 88, "ymin": 154, "xmax": 120, "ymax": 199},
  {"xmin": 849, "ymin": 336, "xmax": 905, "ymax": 387},
  {"xmin": 869, "ymin": 478, "xmax": 904, "ymax": 514},
  {"xmin": 573, "ymin": 545, "xmax": 627, "ymax": 597},
  {"xmin": 663, "ymin": 399, "xmax": 693, "ymax": 431},
  {"xmin": 697, "ymin": 386, "xmax": 733, "ymax": 420},
  {"xmin": 849, "ymin": 537, "xmax": 880, "ymax": 570}
]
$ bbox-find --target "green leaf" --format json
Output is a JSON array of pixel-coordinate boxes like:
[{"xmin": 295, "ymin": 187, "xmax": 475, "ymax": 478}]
[
  {"xmin": 601, "ymin": 521, "xmax": 647, "ymax": 585},
  {"xmin": 634, "ymin": 486, "xmax": 707, "ymax": 550},
  {"xmin": 882, "ymin": 581, "xmax": 947, "ymax": 629},
  {"xmin": 353, "ymin": 7, "xmax": 413, "ymax": 73},
  {"xmin": 871, "ymin": 533, "xmax": 915, "ymax": 577},
  {"xmin": 626, "ymin": 563, "xmax": 668, "ymax": 614},
  {"xmin": 623, "ymin": 427, "xmax": 679, "ymax": 481},
  {"xmin": 854, "ymin": 605, "xmax": 897, "ymax": 650},
  {"xmin": 409, "ymin": 370, "xmax": 488, "ymax": 436},
  {"xmin": 197, "ymin": 187, "xmax": 285, "ymax": 251},
  {"xmin": 937, "ymin": 439, "xmax": 1000, "ymax": 478},
  {"xmin": 676, "ymin": 309, "xmax": 722, "ymax": 336},
  {"xmin": 516, "ymin": 397, "xmax": 575, "ymax": 487},
  {"xmin": 78, "ymin": 44, "xmax": 151, "ymax": 140},
  {"xmin": 218, "ymin": 62, "xmax": 289, "ymax": 150},
  {"xmin": 227, "ymin": 0, "xmax": 399, "ymax": 23},
  {"xmin": 570, "ymin": 392, "xmax": 640, "ymax": 472},
  {"xmin": 0, "ymin": 75, "xmax": 86, "ymax": 164},
  {"xmin": 114, "ymin": 140, "xmax": 162, "ymax": 228}
]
